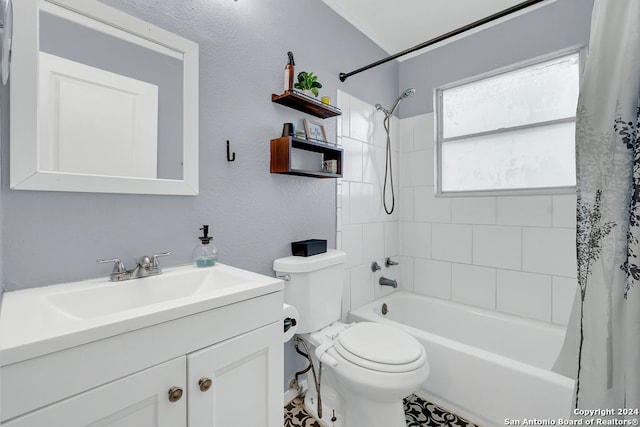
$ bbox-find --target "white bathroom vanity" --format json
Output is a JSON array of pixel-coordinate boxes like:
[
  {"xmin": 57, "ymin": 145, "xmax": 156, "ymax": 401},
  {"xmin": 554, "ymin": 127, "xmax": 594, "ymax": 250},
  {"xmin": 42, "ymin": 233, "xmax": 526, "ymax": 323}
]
[{"xmin": 0, "ymin": 264, "xmax": 284, "ymax": 426}]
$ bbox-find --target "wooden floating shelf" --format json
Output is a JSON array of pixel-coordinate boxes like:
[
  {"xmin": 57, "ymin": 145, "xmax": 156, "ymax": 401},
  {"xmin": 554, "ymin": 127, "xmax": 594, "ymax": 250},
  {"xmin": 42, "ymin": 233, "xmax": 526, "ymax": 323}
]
[
  {"xmin": 270, "ymin": 136, "xmax": 343, "ymax": 178},
  {"xmin": 271, "ymin": 90, "xmax": 342, "ymax": 119}
]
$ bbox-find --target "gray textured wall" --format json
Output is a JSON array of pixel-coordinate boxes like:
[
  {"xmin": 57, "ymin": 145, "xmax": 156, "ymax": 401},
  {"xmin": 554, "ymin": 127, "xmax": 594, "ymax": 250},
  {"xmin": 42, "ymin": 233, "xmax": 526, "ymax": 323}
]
[
  {"xmin": 0, "ymin": 0, "xmax": 397, "ymax": 394},
  {"xmin": 398, "ymin": 0, "xmax": 594, "ymax": 119},
  {"xmin": 0, "ymin": 0, "xmax": 397, "ymax": 291}
]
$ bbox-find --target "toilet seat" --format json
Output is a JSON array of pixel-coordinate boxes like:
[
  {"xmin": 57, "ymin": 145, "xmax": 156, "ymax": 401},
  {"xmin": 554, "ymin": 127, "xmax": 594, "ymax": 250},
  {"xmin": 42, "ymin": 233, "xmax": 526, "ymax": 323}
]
[{"xmin": 333, "ymin": 322, "xmax": 425, "ymax": 373}]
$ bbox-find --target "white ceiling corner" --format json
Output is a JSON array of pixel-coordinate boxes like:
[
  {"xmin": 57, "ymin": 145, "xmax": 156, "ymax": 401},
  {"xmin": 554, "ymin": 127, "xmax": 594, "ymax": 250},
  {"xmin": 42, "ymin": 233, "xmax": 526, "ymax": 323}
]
[{"xmin": 323, "ymin": 0, "xmax": 553, "ymax": 60}]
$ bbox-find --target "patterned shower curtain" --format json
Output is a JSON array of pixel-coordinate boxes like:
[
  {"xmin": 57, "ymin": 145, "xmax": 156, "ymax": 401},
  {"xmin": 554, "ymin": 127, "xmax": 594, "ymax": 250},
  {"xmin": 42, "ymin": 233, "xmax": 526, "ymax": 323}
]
[{"xmin": 553, "ymin": 0, "xmax": 640, "ymax": 416}]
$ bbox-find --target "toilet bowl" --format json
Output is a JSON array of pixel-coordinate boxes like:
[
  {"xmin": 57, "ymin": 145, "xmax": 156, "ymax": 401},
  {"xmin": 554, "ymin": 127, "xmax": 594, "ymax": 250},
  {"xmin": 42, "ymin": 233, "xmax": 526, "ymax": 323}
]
[
  {"xmin": 306, "ymin": 322, "xmax": 429, "ymax": 427},
  {"xmin": 274, "ymin": 250, "xmax": 429, "ymax": 427}
]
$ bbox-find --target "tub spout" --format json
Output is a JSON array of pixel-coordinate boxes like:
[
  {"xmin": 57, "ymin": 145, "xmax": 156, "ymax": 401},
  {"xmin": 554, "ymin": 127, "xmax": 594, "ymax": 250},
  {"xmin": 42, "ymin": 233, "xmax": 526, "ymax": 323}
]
[{"xmin": 379, "ymin": 276, "xmax": 398, "ymax": 288}]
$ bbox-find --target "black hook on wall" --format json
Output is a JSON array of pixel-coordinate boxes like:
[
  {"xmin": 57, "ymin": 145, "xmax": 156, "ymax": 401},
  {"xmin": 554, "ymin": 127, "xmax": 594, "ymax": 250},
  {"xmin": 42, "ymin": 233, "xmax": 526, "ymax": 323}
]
[{"xmin": 226, "ymin": 140, "xmax": 236, "ymax": 162}]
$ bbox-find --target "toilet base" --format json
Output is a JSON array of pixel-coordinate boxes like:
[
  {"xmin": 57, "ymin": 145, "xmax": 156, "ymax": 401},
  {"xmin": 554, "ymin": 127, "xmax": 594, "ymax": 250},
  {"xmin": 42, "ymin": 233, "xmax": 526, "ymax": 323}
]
[
  {"xmin": 304, "ymin": 370, "xmax": 347, "ymax": 427},
  {"xmin": 304, "ymin": 379, "xmax": 345, "ymax": 427},
  {"xmin": 342, "ymin": 393, "xmax": 406, "ymax": 427},
  {"xmin": 303, "ymin": 375, "xmax": 406, "ymax": 427}
]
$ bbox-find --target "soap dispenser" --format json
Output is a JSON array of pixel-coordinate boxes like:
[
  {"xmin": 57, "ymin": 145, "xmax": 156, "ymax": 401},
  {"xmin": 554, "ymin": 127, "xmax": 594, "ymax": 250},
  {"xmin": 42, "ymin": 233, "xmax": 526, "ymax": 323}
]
[{"xmin": 193, "ymin": 225, "xmax": 217, "ymax": 267}]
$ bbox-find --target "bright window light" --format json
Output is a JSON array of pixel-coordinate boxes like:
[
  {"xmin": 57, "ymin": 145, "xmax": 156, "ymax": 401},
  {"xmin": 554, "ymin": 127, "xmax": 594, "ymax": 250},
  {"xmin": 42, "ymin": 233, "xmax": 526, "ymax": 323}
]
[{"xmin": 436, "ymin": 50, "xmax": 581, "ymax": 194}]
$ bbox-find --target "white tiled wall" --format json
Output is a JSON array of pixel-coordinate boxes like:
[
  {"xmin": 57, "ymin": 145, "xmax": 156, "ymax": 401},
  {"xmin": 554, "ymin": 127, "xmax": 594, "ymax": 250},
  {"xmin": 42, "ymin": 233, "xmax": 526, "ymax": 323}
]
[
  {"xmin": 336, "ymin": 96, "xmax": 578, "ymax": 326},
  {"xmin": 399, "ymin": 113, "xmax": 578, "ymax": 325},
  {"xmin": 336, "ymin": 91, "xmax": 402, "ymax": 319}
]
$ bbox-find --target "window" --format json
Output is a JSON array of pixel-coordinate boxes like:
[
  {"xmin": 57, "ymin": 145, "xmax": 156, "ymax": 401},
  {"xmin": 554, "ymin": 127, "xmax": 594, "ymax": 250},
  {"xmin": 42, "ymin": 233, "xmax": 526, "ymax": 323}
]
[{"xmin": 435, "ymin": 50, "xmax": 581, "ymax": 195}]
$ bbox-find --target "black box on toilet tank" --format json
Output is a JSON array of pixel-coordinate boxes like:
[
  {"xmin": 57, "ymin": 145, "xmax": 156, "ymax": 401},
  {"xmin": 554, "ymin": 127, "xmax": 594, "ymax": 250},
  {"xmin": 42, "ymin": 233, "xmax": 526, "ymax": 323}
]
[{"xmin": 291, "ymin": 239, "xmax": 327, "ymax": 257}]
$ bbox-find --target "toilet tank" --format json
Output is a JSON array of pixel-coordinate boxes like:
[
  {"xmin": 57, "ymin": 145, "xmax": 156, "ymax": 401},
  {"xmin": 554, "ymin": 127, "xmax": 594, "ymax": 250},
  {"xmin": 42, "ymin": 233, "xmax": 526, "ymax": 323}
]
[{"xmin": 273, "ymin": 250, "xmax": 346, "ymax": 334}]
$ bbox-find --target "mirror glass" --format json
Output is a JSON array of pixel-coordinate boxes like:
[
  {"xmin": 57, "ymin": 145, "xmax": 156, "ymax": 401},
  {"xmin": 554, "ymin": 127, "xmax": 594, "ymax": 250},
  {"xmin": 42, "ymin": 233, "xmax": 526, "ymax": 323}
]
[{"xmin": 10, "ymin": 0, "xmax": 199, "ymax": 195}]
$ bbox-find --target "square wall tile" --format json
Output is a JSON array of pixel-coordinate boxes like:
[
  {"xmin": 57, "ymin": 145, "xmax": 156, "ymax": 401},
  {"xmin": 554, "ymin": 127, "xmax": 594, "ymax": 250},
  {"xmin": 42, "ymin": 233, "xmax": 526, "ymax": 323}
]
[
  {"xmin": 553, "ymin": 194, "xmax": 577, "ymax": 228},
  {"xmin": 341, "ymin": 182, "xmax": 351, "ymax": 226},
  {"xmin": 398, "ymin": 256, "xmax": 415, "ymax": 292},
  {"xmin": 497, "ymin": 196, "xmax": 553, "ymax": 227},
  {"xmin": 552, "ymin": 276, "xmax": 579, "ymax": 325},
  {"xmin": 390, "ymin": 116, "xmax": 400, "ymax": 151},
  {"xmin": 409, "ymin": 149, "xmax": 434, "ymax": 187},
  {"xmin": 372, "ymin": 111, "xmax": 388, "ymax": 149},
  {"xmin": 414, "ymin": 259, "xmax": 451, "ymax": 299},
  {"xmin": 384, "ymin": 222, "xmax": 400, "ymax": 257},
  {"xmin": 414, "ymin": 186, "xmax": 451, "ymax": 223},
  {"xmin": 349, "ymin": 96, "xmax": 375, "ymax": 143},
  {"xmin": 399, "ymin": 186, "xmax": 414, "ymax": 222},
  {"xmin": 451, "ymin": 264, "xmax": 496, "ymax": 310},
  {"xmin": 341, "ymin": 269, "xmax": 351, "ymax": 317},
  {"xmin": 431, "ymin": 224, "xmax": 472, "ymax": 263},
  {"xmin": 401, "ymin": 222, "xmax": 432, "ymax": 259},
  {"xmin": 363, "ymin": 223, "xmax": 385, "ymax": 263},
  {"xmin": 349, "ymin": 182, "xmax": 374, "ymax": 224},
  {"xmin": 413, "ymin": 113, "xmax": 435, "ymax": 152},
  {"xmin": 496, "ymin": 270, "xmax": 552, "ymax": 322},
  {"xmin": 451, "ymin": 197, "xmax": 496, "ymax": 225},
  {"xmin": 342, "ymin": 224, "xmax": 363, "ymax": 269},
  {"xmin": 342, "ymin": 137, "xmax": 363, "ymax": 183},
  {"xmin": 399, "ymin": 116, "xmax": 415, "ymax": 153},
  {"xmin": 363, "ymin": 143, "xmax": 385, "ymax": 185},
  {"xmin": 373, "ymin": 184, "xmax": 398, "ymax": 223},
  {"xmin": 473, "ymin": 225, "xmax": 522, "ymax": 270},
  {"xmin": 523, "ymin": 228, "xmax": 577, "ymax": 278},
  {"xmin": 350, "ymin": 264, "xmax": 375, "ymax": 309},
  {"xmin": 338, "ymin": 91, "xmax": 350, "ymax": 138},
  {"xmin": 400, "ymin": 151, "xmax": 413, "ymax": 189}
]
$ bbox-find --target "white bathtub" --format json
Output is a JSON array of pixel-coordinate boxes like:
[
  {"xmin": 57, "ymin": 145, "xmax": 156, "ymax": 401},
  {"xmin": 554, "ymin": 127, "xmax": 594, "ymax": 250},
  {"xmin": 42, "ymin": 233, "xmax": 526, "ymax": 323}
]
[{"xmin": 348, "ymin": 291, "xmax": 575, "ymax": 427}]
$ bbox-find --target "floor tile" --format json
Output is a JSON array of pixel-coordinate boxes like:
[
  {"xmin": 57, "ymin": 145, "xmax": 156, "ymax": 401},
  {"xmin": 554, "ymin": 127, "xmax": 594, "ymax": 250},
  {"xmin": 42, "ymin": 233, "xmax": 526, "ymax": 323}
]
[{"xmin": 284, "ymin": 394, "xmax": 481, "ymax": 427}]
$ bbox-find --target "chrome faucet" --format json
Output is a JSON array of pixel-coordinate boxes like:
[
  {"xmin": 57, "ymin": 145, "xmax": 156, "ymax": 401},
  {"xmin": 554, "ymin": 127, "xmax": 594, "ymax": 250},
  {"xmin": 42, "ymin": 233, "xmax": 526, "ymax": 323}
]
[
  {"xmin": 379, "ymin": 276, "xmax": 398, "ymax": 288},
  {"xmin": 385, "ymin": 257, "xmax": 399, "ymax": 267},
  {"xmin": 98, "ymin": 251, "xmax": 171, "ymax": 281}
]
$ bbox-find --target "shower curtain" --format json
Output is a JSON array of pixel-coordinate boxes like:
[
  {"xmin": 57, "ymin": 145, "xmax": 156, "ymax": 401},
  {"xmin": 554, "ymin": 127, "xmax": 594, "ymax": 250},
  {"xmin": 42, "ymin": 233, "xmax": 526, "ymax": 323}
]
[{"xmin": 553, "ymin": 0, "xmax": 640, "ymax": 415}]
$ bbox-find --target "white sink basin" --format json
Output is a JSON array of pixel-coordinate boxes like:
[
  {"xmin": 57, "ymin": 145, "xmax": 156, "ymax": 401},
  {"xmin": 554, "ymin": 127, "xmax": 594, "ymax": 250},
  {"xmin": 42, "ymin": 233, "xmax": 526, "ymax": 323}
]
[
  {"xmin": 45, "ymin": 266, "xmax": 245, "ymax": 320},
  {"xmin": 0, "ymin": 263, "xmax": 283, "ymax": 365}
]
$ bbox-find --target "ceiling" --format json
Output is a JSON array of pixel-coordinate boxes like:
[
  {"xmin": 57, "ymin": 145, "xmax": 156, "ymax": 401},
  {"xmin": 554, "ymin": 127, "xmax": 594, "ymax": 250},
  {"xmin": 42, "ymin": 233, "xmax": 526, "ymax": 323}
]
[{"xmin": 322, "ymin": 0, "xmax": 548, "ymax": 59}]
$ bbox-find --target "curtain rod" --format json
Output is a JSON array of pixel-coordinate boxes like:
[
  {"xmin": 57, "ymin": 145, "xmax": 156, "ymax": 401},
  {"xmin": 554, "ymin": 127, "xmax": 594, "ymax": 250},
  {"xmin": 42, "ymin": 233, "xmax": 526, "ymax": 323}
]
[{"xmin": 339, "ymin": 0, "xmax": 546, "ymax": 82}]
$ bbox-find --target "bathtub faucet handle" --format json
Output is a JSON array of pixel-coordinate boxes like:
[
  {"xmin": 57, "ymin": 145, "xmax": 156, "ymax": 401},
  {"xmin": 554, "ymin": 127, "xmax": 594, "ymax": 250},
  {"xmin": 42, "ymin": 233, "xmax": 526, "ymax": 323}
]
[
  {"xmin": 385, "ymin": 257, "xmax": 399, "ymax": 267},
  {"xmin": 371, "ymin": 261, "xmax": 382, "ymax": 272}
]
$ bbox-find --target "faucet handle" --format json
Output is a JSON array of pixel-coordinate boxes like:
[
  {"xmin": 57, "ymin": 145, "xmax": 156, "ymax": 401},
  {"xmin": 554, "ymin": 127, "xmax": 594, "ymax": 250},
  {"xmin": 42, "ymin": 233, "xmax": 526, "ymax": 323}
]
[
  {"xmin": 97, "ymin": 258, "xmax": 126, "ymax": 273},
  {"xmin": 385, "ymin": 257, "xmax": 399, "ymax": 267},
  {"xmin": 152, "ymin": 251, "xmax": 172, "ymax": 268}
]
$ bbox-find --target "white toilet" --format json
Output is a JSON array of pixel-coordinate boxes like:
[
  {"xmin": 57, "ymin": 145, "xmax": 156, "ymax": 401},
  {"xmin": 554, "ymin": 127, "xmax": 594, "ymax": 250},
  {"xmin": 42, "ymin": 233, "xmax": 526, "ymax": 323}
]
[{"xmin": 274, "ymin": 250, "xmax": 429, "ymax": 427}]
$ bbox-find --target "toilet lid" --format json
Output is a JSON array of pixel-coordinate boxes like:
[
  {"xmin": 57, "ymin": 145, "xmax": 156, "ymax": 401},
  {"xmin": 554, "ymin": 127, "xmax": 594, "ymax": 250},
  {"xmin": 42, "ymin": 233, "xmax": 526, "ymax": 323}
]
[{"xmin": 334, "ymin": 322, "xmax": 425, "ymax": 372}]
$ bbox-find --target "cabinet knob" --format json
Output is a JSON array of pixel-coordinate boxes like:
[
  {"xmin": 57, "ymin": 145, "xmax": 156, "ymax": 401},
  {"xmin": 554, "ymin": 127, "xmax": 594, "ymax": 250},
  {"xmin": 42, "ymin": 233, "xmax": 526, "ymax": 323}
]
[
  {"xmin": 199, "ymin": 377, "xmax": 212, "ymax": 392},
  {"xmin": 168, "ymin": 386, "xmax": 184, "ymax": 402}
]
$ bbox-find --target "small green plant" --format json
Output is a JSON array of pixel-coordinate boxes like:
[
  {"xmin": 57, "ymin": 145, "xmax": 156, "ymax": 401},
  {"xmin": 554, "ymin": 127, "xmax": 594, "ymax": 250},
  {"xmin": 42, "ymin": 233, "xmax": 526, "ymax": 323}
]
[{"xmin": 294, "ymin": 71, "xmax": 322, "ymax": 97}]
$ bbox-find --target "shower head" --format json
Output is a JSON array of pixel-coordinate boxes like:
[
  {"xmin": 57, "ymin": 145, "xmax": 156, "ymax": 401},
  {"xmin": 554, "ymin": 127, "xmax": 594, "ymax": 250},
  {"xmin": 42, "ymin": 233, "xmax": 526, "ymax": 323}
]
[
  {"xmin": 401, "ymin": 88, "xmax": 416, "ymax": 99},
  {"xmin": 377, "ymin": 88, "xmax": 416, "ymax": 116}
]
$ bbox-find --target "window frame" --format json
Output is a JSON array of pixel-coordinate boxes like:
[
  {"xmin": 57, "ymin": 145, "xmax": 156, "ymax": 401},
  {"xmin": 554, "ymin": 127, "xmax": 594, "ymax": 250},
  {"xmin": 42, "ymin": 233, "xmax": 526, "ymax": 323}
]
[{"xmin": 434, "ymin": 46, "xmax": 585, "ymax": 197}]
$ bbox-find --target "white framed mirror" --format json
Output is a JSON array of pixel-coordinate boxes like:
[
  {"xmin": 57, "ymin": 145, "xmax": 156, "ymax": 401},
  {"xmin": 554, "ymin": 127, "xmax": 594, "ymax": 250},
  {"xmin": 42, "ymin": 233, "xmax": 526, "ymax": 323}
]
[{"xmin": 10, "ymin": 0, "xmax": 199, "ymax": 195}]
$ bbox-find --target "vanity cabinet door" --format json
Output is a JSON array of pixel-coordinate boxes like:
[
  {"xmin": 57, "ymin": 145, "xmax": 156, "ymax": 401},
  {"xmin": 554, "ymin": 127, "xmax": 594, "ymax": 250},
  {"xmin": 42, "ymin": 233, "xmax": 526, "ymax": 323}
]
[
  {"xmin": 187, "ymin": 322, "xmax": 283, "ymax": 427},
  {"xmin": 3, "ymin": 357, "xmax": 187, "ymax": 427}
]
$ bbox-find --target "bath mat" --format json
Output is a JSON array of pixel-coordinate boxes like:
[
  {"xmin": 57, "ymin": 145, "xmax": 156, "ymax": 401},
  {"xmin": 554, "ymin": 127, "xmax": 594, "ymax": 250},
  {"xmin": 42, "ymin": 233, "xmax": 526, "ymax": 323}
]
[{"xmin": 284, "ymin": 393, "xmax": 480, "ymax": 427}]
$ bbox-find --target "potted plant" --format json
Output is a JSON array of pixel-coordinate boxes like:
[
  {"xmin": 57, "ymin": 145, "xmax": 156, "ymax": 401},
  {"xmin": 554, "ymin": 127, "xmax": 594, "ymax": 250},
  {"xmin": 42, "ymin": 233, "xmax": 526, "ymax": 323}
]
[{"xmin": 294, "ymin": 71, "xmax": 322, "ymax": 97}]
